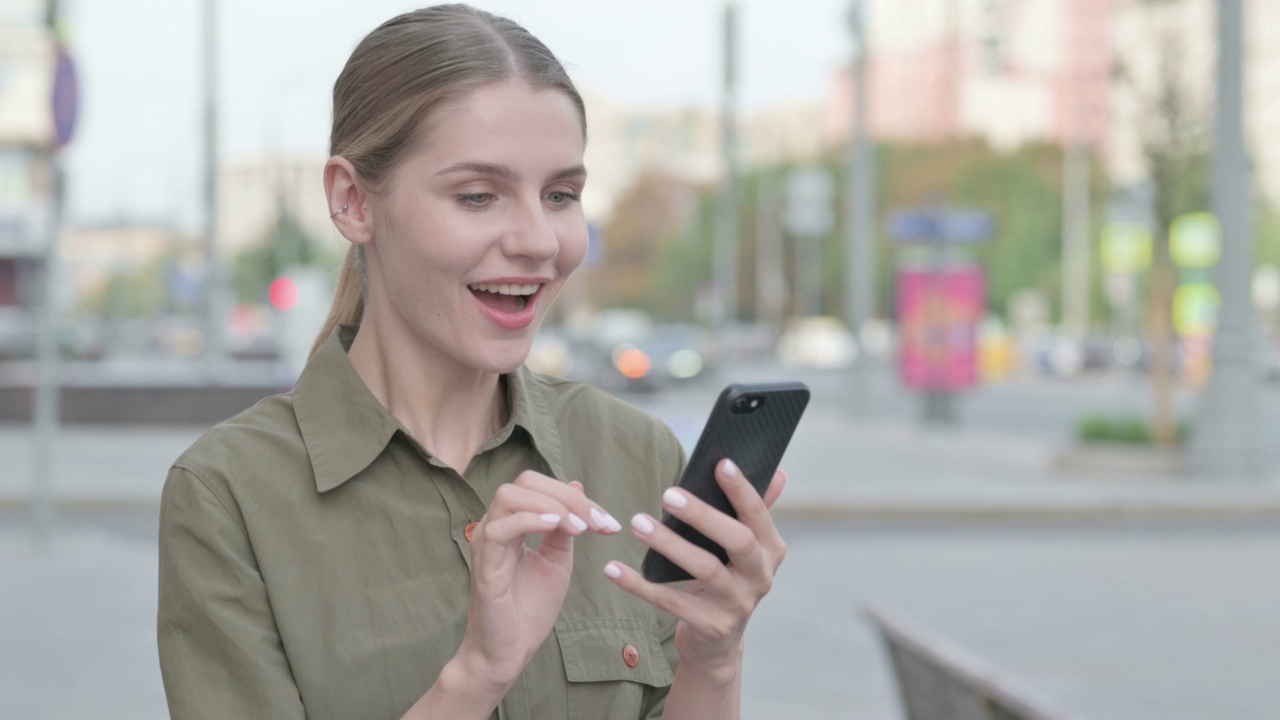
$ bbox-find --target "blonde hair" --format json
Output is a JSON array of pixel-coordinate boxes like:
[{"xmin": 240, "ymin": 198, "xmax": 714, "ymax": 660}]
[{"xmin": 311, "ymin": 4, "xmax": 587, "ymax": 355}]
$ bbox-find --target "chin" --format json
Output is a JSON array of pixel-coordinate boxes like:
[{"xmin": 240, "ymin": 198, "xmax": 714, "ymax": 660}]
[{"xmin": 474, "ymin": 339, "xmax": 535, "ymax": 375}]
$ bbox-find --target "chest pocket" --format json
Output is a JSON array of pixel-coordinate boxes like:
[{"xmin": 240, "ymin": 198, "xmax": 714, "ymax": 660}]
[{"xmin": 555, "ymin": 617, "xmax": 674, "ymax": 718}]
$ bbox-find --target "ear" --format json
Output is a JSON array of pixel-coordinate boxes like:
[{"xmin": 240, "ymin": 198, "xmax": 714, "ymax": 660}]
[{"xmin": 324, "ymin": 157, "xmax": 374, "ymax": 246}]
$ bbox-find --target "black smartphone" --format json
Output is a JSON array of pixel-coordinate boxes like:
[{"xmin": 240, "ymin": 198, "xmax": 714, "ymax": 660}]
[{"xmin": 641, "ymin": 381, "xmax": 810, "ymax": 583}]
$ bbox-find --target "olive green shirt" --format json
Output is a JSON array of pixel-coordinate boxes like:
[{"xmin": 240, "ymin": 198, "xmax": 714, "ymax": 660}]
[{"xmin": 158, "ymin": 325, "xmax": 685, "ymax": 720}]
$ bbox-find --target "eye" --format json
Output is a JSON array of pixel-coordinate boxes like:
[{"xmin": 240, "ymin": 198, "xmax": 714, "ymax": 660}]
[
  {"xmin": 458, "ymin": 193, "xmax": 494, "ymax": 207},
  {"xmin": 545, "ymin": 190, "xmax": 581, "ymax": 207}
]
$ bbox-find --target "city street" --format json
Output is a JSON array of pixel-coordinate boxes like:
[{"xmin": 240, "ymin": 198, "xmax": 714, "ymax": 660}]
[
  {"xmin": 4, "ymin": 509, "xmax": 1280, "ymax": 719},
  {"xmin": 3, "ymin": 362, "xmax": 1280, "ymax": 718}
]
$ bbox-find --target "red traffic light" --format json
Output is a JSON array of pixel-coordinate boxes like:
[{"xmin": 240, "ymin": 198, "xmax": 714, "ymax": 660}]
[{"xmin": 269, "ymin": 277, "xmax": 299, "ymax": 311}]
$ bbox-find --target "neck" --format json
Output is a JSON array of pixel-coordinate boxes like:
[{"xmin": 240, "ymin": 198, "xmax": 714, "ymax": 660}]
[{"xmin": 346, "ymin": 312, "xmax": 507, "ymax": 473}]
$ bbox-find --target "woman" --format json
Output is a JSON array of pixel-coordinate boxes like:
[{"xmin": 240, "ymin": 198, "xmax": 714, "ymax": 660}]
[{"xmin": 157, "ymin": 5, "xmax": 787, "ymax": 719}]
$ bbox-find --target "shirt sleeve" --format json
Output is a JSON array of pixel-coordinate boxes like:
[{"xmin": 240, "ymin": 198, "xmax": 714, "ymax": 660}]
[
  {"xmin": 157, "ymin": 464, "xmax": 307, "ymax": 719},
  {"xmin": 639, "ymin": 427, "xmax": 688, "ymax": 720}
]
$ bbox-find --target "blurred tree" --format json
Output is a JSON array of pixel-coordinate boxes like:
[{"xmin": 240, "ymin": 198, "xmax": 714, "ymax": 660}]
[
  {"xmin": 232, "ymin": 210, "xmax": 335, "ymax": 305},
  {"xmin": 590, "ymin": 171, "xmax": 704, "ymax": 311},
  {"xmin": 638, "ymin": 140, "xmax": 1088, "ymax": 329},
  {"xmin": 1121, "ymin": 19, "xmax": 1211, "ymax": 446}
]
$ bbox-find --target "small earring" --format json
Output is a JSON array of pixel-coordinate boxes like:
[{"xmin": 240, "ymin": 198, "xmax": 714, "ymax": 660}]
[
  {"xmin": 329, "ymin": 204, "xmax": 348, "ymax": 219},
  {"xmin": 362, "ymin": 205, "xmax": 368, "ymax": 211}
]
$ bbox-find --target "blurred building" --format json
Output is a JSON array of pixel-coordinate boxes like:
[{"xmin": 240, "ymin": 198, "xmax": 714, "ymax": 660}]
[
  {"xmin": 581, "ymin": 89, "xmax": 827, "ymax": 223},
  {"xmin": 217, "ymin": 155, "xmax": 332, "ymax": 254},
  {"xmin": 824, "ymin": 0, "xmax": 1114, "ymax": 152},
  {"xmin": 59, "ymin": 224, "xmax": 201, "ymax": 305},
  {"xmin": 0, "ymin": 16, "xmax": 56, "ymax": 354},
  {"xmin": 1109, "ymin": 0, "xmax": 1280, "ymax": 206}
]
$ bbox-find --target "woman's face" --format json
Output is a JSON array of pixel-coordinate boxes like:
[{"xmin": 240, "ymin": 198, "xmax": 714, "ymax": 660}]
[{"xmin": 366, "ymin": 80, "xmax": 588, "ymax": 375}]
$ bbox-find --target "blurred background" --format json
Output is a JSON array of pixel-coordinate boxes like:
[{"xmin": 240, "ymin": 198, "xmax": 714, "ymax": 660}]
[{"xmin": 4, "ymin": 0, "xmax": 1280, "ymax": 718}]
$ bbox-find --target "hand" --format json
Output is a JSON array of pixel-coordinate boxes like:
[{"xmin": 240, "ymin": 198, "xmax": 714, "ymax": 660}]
[
  {"xmin": 603, "ymin": 460, "xmax": 788, "ymax": 676},
  {"xmin": 456, "ymin": 471, "xmax": 622, "ymax": 691}
]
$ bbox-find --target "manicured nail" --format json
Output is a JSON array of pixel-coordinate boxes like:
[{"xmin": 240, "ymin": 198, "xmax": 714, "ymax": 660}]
[
  {"xmin": 604, "ymin": 562, "xmax": 623, "ymax": 579},
  {"xmin": 631, "ymin": 513, "xmax": 655, "ymax": 534},
  {"xmin": 540, "ymin": 513, "xmax": 561, "ymax": 525},
  {"xmin": 663, "ymin": 487, "xmax": 688, "ymax": 509},
  {"xmin": 591, "ymin": 507, "xmax": 623, "ymax": 533},
  {"xmin": 723, "ymin": 459, "xmax": 739, "ymax": 478},
  {"xmin": 568, "ymin": 513, "xmax": 588, "ymax": 532}
]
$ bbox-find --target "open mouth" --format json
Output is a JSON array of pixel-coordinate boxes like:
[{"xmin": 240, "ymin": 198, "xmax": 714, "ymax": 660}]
[{"xmin": 468, "ymin": 282, "xmax": 541, "ymax": 313}]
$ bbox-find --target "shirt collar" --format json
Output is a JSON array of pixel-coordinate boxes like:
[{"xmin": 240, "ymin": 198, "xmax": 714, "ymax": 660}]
[
  {"xmin": 504, "ymin": 364, "xmax": 568, "ymax": 482},
  {"xmin": 292, "ymin": 324, "xmax": 567, "ymax": 493}
]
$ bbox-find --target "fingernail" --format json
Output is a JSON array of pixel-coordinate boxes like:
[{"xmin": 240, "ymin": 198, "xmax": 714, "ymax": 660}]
[
  {"xmin": 723, "ymin": 459, "xmax": 739, "ymax": 478},
  {"xmin": 603, "ymin": 562, "xmax": 623, "ymax": 579},
  {"xmin": 590, "ymin": 508, "xmax": 622, "ymax": 533},
  {"xmin": 540, "ymin": 513, "xmax": 561, "ymax": 525},
  {"xmin": 590, "ymin": 507, "xmax": 610, "ymax": 530},
  {"xmin": 568, "ymin": 513, "xmax": 588, "ymax": 532},
  {"xmin": 631, "ymin": 513, "xmax": 655, "ymax": 534},
  {"xmin": 663, "ymin": 487, "xmax": 688, "ymax": 509}
]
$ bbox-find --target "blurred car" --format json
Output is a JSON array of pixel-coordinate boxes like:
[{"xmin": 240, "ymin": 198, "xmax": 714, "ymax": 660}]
[
  {"xmin": 584, "ymin": 311, "xmax": 717, "ymax": 392},
  {"xmin": 777, "ymin": 315, "xmax": 857, "ymax": 369}
]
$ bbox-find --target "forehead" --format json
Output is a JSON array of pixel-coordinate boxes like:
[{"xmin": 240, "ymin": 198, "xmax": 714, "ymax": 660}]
[{"xmin": 413, "ymin": 81, "xmax": 585, "ymax": 167}]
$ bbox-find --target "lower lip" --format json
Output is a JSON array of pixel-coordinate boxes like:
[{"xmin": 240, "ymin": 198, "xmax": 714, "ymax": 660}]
[{"xmin": 472, "ymin": 286, "xmax": 542, "ymax": 330}]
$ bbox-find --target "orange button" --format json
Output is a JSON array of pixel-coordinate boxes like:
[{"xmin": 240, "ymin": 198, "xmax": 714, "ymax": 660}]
[
  {"xmin": 622, "ymin": 644, "xmax": 640, "ymax": 668},
  {"xmin": 464, "ymin": 522, "xmax": 479, "ymax": 542}
]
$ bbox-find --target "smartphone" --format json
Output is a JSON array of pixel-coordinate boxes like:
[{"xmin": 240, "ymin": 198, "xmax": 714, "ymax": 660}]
[{"xmin": 641, "ymin": 381, "xmax": 810, "ymax": 583}]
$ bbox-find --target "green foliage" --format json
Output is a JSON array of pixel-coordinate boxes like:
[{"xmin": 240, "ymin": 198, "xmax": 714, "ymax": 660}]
[
  {"xmin": 647, "ymin": 195, "xmax": 715, "ymax": 321},
  {"xmin": 1076, "ymin": 414, "xmax": 1190, "ymax": 445},
  {"xmin": 641, "ymin": 138, "xmax": 1086, "ymax": 325},
  {"xmin": 232, "ymin": 212, "xmax": 337, "ymax": 304}
]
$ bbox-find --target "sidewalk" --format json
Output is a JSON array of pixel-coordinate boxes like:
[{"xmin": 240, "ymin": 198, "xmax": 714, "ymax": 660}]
[{"xmin": 4, "ymin": 405, "xmax": 1280, "ymax": 520}]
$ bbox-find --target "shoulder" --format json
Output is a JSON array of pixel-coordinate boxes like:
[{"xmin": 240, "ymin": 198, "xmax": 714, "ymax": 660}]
[
  {"xmin": 530, "ymin": 372, "xmax": 676, "ymax": 441},
  {"xmin": 524, "ymin": 371, "xmax": 686, "ymax": 480},
  {"xmin": 166, "ymin": 392, "xmax": 310, "ymax": 502}
]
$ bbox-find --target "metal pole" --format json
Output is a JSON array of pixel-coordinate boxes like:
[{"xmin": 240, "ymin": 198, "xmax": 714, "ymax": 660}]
[
  {"xmin": 31, "ymin": 0, "xmax": 64, "ymax": 546},
  {"xmin": 1188, "ymin": 0, "xmax": 1265, "ymax": 481},
  {"xmin": 713, "ymin": 2, "xmax": 739, "ymax": 327},
  {"xmin": 846, "ymin": 0, "xmax": 877, "ymax": 414},
  {"xmin": 1061, "ymin": 143, "xmax": 1091, "ymax": 337},
  {"xmin": 755, "ymin": 165, "xmax": 785, "ymax": 331},
  {"xmin": 202, "ymin": 0, "xmax": 224, "ymax": 379}
]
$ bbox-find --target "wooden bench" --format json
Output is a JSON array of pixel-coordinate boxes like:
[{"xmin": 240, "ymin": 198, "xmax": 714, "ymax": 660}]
[{"xmin": 864, "ymin": 603, "xmax": 1082, "ymax": 720}]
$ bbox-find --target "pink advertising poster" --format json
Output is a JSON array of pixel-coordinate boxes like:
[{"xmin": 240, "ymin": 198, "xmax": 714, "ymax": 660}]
[{"xmin": 897, "ymin": 266, "xmax": 986, "ymax": 392}]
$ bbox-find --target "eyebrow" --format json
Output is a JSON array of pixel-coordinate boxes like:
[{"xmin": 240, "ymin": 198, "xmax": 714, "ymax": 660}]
[{"xmin": 437, "ymin": 161, "xmax": 588, "ymax": 183}]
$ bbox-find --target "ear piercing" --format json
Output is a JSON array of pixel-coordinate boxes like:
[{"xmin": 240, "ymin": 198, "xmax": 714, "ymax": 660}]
[{"xmin": 330, "ymin": 204, "xmax": 370, "ymax": 219}]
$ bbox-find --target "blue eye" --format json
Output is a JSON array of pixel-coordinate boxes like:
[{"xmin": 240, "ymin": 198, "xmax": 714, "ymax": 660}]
[
  {"xmin": 458, "ymin": 193, "xmax": 494, "ymax": 207},
  {"xmin": 547, "ymin": 191, "xmax": 581, "ymax": 206}
]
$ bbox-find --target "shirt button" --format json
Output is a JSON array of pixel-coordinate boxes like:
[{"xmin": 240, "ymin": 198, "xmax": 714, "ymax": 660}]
[
  {"xmin": 622, "ymin": 644, "xmax": 640, "ymax": 668},
  {"xmin": 464, "ymin": 522, "xmax": 479, "ymax": 542}
]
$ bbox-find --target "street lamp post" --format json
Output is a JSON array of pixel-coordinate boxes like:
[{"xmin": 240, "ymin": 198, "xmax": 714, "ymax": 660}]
[
  {"xmin": 713, "ymin": 2, "xmax": 740, "ymax": 328},
  {"xmin": 845, "ymin": 0, "xmax": 877, "ymax": 415},
  {"xmin": 1187, "ymin": 0, "xmax": 1265, "ymax": 481}
]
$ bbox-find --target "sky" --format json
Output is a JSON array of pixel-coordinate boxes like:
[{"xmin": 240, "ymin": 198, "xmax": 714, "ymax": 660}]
[{"xmin": 41, "ymin": 0, "xmax": 855, "ymax": 231}]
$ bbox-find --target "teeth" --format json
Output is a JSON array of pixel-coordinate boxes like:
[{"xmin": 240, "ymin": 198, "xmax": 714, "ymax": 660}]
[{"xmin": 470, "ymin": 283, "xmax": 540, "ymax": 295}]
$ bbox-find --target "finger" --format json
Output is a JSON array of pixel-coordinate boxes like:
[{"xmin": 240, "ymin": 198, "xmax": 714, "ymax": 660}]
[
  {"xmin": 659, "ymin": 483, "xmax": 766, "ymax": 577},
  {"xmin": 489, "ymin": 484, "xmax": 588, "ymax": 537},
  {"xmin": 569, "ymin": 480, "xmax": 585, "ymax": 493},
  {"xmin": 512, "ymin": 471, "xmax": 621, "ymax": 533},
  {"xmin": 762, "ymin": 470, "xmax": 788, "ymax": 509},
  {"xmin": 603, "ymin": 560, "xmax": 708, "ymax": 622},
  {"xmin": 630, "ymin": 510, "xmax": 738, "ymax": 582},
  {"xmin": 476, "ymin": 510, "xmax": 564, "ymax": 547},
  {"xmin": 715, "ymin": 459, "xmax": 775, "ymax": 538},
  {"xmin": 716, "ymin": 461, "xmax": 786, "ymax": 564}
]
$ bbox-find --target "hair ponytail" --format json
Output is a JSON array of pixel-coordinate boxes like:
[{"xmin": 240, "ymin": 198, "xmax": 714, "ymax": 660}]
[{"xmin": 310, "ymin": 245, "xmax": 366, "ymax": 356}]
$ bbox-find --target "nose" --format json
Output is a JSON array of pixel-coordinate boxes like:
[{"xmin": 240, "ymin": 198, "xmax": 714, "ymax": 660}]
[{"xmin": 501, "ymin": 198, "xmax": 560, "ymax": 263}]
